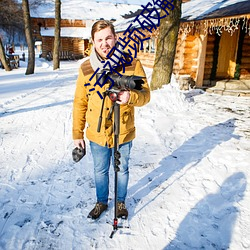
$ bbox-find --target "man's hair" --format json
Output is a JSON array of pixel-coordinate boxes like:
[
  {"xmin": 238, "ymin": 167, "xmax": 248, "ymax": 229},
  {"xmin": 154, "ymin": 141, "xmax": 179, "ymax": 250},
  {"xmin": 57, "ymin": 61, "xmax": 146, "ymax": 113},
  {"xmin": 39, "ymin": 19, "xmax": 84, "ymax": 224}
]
[{"xmin": 91, "ymin": 20, "xmax": 116, "ymax": 40}]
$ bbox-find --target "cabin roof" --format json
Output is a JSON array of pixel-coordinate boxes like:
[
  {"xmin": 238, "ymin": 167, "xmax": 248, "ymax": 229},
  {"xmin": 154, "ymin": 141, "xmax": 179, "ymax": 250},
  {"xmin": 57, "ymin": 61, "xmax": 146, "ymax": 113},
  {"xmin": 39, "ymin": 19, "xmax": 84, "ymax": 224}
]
[
  {"xmin": 182, "ymin": 0, "xmax": 250, "ymax": 21},
  {"xmin": 30, "ymin": 0, "xmax": 142, "ymax": 20},
  {"xmin": 114, "ymin": 0, "xmax": 250, "ymax": 32},
  {"xmin": 40, "ymin": 27, "xmax": 91, "ymax": 39}
]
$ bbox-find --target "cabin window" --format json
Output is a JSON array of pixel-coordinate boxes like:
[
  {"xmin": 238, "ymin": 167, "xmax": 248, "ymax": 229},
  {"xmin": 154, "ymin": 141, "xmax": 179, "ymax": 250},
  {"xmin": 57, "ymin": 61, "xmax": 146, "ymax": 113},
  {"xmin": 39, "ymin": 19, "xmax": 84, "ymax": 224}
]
[{"xmin": 143, "ymin": 37, "xmax": 155, "ymax": 53}]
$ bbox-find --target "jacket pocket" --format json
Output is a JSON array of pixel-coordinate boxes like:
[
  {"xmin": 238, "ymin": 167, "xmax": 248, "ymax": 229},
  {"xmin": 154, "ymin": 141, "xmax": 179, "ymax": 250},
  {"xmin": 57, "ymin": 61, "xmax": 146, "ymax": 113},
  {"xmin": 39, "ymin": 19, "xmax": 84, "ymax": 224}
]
[{"xmin": 120, "ymin": 106, "xmax": 135, "ymax": 134}]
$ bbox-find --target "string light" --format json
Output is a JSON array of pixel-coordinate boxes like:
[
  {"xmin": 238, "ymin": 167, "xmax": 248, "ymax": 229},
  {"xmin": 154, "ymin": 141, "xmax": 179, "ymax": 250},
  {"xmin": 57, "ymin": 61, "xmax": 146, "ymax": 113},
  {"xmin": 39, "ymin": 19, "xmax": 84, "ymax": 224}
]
[{"xmin": 179, "ymin": 16, "xmax": 250, "ymax": 37}]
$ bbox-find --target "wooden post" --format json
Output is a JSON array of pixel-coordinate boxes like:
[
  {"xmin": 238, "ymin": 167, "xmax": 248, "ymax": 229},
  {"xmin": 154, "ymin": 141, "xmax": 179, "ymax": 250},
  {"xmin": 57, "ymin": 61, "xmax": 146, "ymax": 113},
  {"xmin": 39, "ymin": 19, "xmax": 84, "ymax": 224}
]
[{"xmin": 195, "ymin": 32, "xmax": 207, "ymax": 87}]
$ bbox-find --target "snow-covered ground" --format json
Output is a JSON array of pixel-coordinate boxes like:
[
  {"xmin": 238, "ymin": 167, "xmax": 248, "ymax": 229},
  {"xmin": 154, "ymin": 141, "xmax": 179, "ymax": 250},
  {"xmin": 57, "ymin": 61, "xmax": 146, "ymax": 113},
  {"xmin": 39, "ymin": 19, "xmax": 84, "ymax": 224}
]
[{"xmin": 0, "ymin": 49, "xmax": 250, "ymax": 250}]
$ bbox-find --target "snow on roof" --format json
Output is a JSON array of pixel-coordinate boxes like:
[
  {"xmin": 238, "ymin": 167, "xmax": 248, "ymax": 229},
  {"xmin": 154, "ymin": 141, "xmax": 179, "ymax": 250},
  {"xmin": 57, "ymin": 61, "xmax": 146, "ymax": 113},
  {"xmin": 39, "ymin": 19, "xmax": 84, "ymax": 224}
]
[
  {"xmin": 30, "ymin": 0, "xmax": 250, "ymax": 21},
  {"xmin": 30, "ymin": 0, "xmax": 142, "ymax": 20},
  {"xmin": 31, "ymin": 0, "xmax": 250, "ymax": 37},
  {"xmin": 91, "ymin": 0, "xmax": 150, "ymax": 4},
  {"xmin": 40, "ymin": 27, "xmax": 91, "ymax": 39},
  {"xmin": 182, "ymin": 0, "xmax": 250, "ymax": 21},
  {"xmin": 114, "ymin": 0, "xmax": 250, "ymax": 32},
  {"xmin": 195, "ymin": 1, "xmax": 250, "ymax": 20}
]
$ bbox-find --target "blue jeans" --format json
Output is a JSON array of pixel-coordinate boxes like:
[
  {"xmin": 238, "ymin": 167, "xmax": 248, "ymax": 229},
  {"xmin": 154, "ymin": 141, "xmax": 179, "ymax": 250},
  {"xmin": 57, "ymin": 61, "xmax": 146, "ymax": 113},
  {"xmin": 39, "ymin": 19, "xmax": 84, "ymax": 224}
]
[{"xmin": 90, "ymin": 141, "xmax": 132, "ymax": 205}]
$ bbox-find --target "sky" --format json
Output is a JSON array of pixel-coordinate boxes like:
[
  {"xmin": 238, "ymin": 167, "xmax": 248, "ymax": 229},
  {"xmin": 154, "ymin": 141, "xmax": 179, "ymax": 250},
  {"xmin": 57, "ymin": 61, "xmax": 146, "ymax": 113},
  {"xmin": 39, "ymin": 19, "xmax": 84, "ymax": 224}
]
[{"xmin": 0, "ymin": 48, "xmax": 249, "ymax": 249}]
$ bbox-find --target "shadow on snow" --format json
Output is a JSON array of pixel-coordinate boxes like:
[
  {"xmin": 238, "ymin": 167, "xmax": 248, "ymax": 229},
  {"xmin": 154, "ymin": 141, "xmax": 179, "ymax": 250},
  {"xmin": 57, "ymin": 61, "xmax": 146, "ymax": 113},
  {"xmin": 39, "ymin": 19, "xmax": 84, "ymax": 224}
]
[
  {"xmin": 164, "ymin": 172, "xmax": 247, "ymax": 249},
  {"xmin": 128, "ymin": 118, "xmax": 239, "ymax": 213},
  {"xmin": 0, "ymin": 100, "xmax": 73, "ymax": 117},
  {"xmin": 127, "ymin": 118, "xmax": 244, "ymax": 248}
]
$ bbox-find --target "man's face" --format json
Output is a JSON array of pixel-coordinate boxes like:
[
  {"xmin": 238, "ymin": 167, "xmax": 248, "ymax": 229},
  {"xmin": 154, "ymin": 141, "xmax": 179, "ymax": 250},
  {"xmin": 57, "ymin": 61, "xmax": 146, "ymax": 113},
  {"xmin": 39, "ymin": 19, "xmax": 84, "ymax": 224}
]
[{"xmin": 93, "ymin": 27, "xmax": 117, "ymax": 59}]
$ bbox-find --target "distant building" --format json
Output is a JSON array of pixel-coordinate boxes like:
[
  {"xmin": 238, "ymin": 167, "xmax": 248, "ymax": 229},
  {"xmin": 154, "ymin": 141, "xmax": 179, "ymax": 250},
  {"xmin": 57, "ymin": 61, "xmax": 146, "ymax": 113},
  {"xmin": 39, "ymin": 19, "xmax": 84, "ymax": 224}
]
[
  {"xmin": 30, "ymin": 1, "xmax": 141, "ymax": 60},
  {"xmin": 31, "ymin": 18, "xmax": 92, "ymax": 60}
]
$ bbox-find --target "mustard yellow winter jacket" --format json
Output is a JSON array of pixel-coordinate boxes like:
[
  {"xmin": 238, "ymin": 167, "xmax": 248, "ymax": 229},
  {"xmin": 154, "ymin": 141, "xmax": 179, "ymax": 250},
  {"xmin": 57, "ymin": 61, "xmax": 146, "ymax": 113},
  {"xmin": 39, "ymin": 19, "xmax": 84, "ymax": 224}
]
[{"xmin": 72, "ymin": 55, "xmax": 150, "ymax": 148}]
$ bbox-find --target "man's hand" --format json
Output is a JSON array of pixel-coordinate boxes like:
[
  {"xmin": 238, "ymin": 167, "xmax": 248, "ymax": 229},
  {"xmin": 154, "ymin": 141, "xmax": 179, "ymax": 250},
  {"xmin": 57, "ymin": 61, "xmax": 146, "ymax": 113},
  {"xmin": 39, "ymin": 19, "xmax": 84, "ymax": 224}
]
[
  {"xmin": 72, "ymin": 139, "xmax": 86, "ymax": 162},
  {"xmin": 74, "ymin": 139, "xmax": 85, "ymax": 149},
  {"xmin": 116, "ymin": 90, "xmax": 130, "ymax": 105}
]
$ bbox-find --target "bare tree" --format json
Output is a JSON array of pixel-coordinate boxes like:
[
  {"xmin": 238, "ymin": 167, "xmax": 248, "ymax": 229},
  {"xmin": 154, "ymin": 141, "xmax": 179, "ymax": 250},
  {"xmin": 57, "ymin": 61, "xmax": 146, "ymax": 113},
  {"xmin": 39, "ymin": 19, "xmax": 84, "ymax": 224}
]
[
  {"xmin": 0, "ymin": 0, "xmax": 23, "ymax": 71},
  {"xmin": 53, "ymin": 0, "xmax": 61, "ymax": 70},
  {"xmin": 29, "ymin": 0, "xmax": 46, "ymax": 8},
  {"xmin": 0, "ymin": 37, "xmax": 11, "ymax": 71},
  {"xmin": 0, "ymin": 0, "xmax": 24, "ymax": 35},
  {"xmin": 151, "ymin": 0, "xmax": 182, "ymax": 90},
  {"xmin": 22, "ymin": 0, "xmax": 35, "ymax": 75}
]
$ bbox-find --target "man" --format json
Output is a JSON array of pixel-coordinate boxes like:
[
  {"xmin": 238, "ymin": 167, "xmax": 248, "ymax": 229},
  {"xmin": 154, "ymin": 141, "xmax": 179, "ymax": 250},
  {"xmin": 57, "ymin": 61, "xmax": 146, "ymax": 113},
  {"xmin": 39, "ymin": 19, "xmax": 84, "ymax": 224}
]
[{"xmin": 72, "ymin": 20, "xmax": 150, "ymax": 220}]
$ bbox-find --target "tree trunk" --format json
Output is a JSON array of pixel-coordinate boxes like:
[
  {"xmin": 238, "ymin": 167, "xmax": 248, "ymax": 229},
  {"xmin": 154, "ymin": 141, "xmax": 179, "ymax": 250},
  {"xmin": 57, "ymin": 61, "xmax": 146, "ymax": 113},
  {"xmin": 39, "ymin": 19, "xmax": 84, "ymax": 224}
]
[
  {"xmin": 53, "ymin": 0, "xmax": 61, "ymax": 70},
  {"xmin": 0, "ymin": 37, "xmax": 11, "ymax": 71},
  {"xmin": 22, "ymin": 0, "xmax": 35, "ymax": 75},
  {"xmin": 151, "ymin": 0, "xmax": 182, "ymax": 90}
]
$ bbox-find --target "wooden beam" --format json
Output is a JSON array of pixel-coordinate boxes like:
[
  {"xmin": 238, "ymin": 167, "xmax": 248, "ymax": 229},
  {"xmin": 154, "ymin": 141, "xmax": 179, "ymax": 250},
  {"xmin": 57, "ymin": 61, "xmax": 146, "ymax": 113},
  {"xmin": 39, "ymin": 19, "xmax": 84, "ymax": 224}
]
[{"xmin": 195, "ymin": 33, "xmax": 207, "ymax": 87}]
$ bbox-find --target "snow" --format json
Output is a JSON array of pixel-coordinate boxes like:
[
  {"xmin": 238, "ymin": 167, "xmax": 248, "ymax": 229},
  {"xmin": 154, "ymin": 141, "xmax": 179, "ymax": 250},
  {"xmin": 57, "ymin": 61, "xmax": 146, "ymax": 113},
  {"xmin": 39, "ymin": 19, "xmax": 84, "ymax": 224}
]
[
  {"xmin": 0, "ymin": 48, "xmax": 250, "ymax": 249},
  {"xmin": 30, "ymin": 0, "xmax": 144, "ymax": 20},
  {"xmin": 30, "ymin": 0, "xmax": 250, "ymax": 25},
  {"xmin": 182, "ymin": 0, "xmax": 249, "ymax": 21},
  {"xmin": 40, "ymin": 27, "xmax": 92, "ymax": 39},
  {"xmin": 113, "ymin": 0, "xmax": 250, "ymax": 32}
]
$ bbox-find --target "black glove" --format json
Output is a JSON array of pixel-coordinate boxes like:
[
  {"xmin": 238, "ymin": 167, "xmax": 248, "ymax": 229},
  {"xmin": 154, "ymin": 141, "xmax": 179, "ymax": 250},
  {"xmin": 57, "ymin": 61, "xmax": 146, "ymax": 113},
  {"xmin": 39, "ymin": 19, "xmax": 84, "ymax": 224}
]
[{"xmin": 72, "ymin": 146, "xmax": 86, "ymax": 162}]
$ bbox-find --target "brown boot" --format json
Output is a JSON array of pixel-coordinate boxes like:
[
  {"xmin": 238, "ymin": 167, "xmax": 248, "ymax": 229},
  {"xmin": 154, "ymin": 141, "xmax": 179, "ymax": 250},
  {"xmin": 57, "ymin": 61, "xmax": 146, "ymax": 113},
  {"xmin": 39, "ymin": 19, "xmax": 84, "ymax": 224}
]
[
  {"xmin": 87, "ymin": 202, "xmax": 108, "ymax": 220},
  {"xmin": 117, "ymin": 202, "xmax": 128, "ymax": 219}
]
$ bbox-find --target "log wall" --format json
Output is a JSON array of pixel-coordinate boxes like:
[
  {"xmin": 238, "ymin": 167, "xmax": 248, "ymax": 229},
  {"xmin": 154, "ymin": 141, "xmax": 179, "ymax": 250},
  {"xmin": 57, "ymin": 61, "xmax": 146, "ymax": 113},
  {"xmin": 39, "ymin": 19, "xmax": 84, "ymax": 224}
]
[
  {"xmin": 173, "ymin": 33, "xmax": 199, "ymax": 81},
  {"xmin": 41, "ymin": 37, "xmax": 87, "ymax": 58},
  {"xmin": 137, "ymin": 52, "xmax": 155, "ymax": 68},
  {"xmin": 173, "ymin": 34, "xmax": 185, "ymax": 74},
  {"xmin": 203, "ymin": 33, "xmax": 216, "ymax": 81},
  {"xmin": 32, "ymin": 18, "xmax": 86, "ymax": 29}
]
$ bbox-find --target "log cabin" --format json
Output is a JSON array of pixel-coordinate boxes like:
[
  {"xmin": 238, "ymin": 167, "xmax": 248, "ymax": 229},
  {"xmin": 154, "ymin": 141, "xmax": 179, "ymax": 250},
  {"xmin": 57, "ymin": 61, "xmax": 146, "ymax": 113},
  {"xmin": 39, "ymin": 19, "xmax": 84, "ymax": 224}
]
[
  {"xmin": 30, "ymin": 1, "xmax": 142, "ymax": 60},
  {"xmin": 115, "ymin": 0, "xmax": 250, "ymax": 94},
  {"xmin": 31, "ymin": 18, "xmax": 92, "ymax": 60}
]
